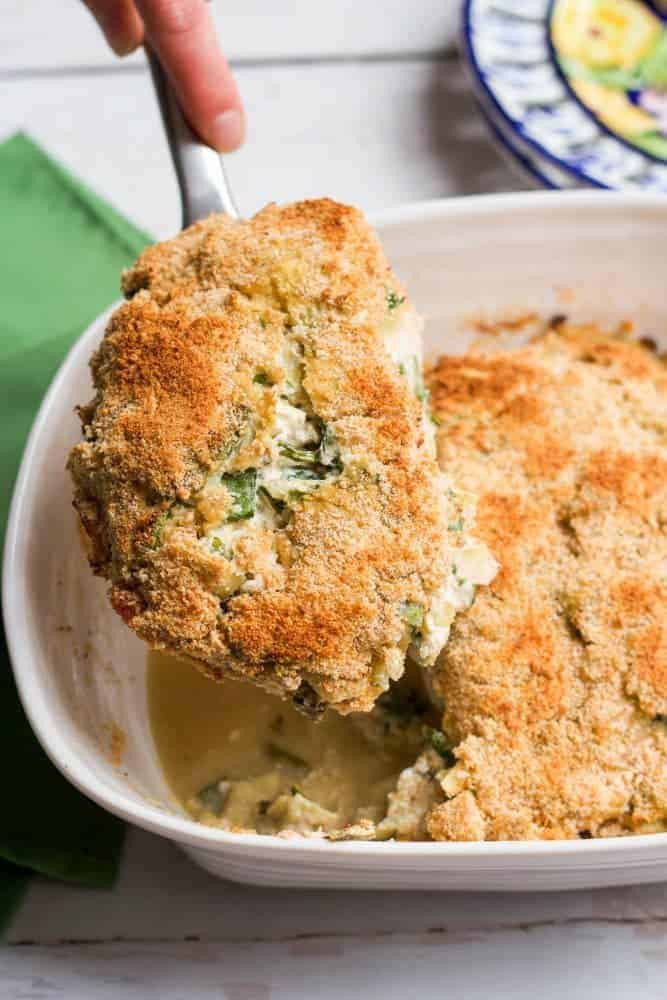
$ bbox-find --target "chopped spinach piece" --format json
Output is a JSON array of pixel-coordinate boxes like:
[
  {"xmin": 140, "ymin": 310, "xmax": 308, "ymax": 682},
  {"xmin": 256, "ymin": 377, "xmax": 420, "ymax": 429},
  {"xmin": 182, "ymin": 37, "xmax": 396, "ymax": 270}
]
[
  {"xmin": 198, "ymin": 779, "xmax": 230, "ymax": 816},
  {"xmin": 253, "ymin": 371, "xmax": 271, "ymax": 385},
  {"xmin": 279, "ymin": 442, "xmax": 319, "ymax": 465},
  {"xmin": 258, "ymin": 485, "xmax": 286, "ymax": 514},
  {"xmin": 424, "ymin": 726, "xmax": 456, "ymax": 767},
  {"xmin": 448, "ymin": 516, "xmax": 464, "ymax": 533},
  {"xmin": 265, "ymin": 742, "xmax": 309, "ymax": 769},
  {"xmin": 222, "ymin": 469, "xmax": 257, "ymax": 522},
  {"xmin": 289, "ymin": 466, "xmax": 327, "ymax": 481},
  {"xmin": 287, "ymin": 488, "xmax": 315, "ymax": 504},
  {"xmin": 318, "ymin": 423, "xmax": 340, "ymax": 467},
  {"xmin": 279, "ymin": 423, "xmax": 341, "ymax": 480}
]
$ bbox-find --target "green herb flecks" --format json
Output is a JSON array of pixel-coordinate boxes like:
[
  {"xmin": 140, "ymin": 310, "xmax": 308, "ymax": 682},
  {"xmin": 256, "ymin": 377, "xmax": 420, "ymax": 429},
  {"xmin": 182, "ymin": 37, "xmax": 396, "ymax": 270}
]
[
  {"xmin": 448, "ymin": 516, "xmax": 464, "ymax": 533},
  {"xmin": 424, "ymin": 727, "xmax": 456, "ymax": 767},
  {"xmin": 386, "ymin": 289, "xmax": 406, "ymax": 311},
  {"xmin": 150, "ymin": 508, "xmax": 172, "ymax": 549},
  {"xmin": 253, "ymin": 371, "xmax": 271, "ymax": 385},
  {"xmin": 401, "ymin": 601, "xmax": 425, "ymax": 632},
  {"xmin": 410, "ymin": 356, "xmax": 428, "ymax": 402},
  {"xmin": 210, "ymin": 536, "xmax": 232, "ymax": 558},
  {"xmin": 222, "ymin": 469, "xmax": 257, "ymax": 522},
  {"xmin": 398, "ymin": 355, "xmax": 428, "ymax": 403}
]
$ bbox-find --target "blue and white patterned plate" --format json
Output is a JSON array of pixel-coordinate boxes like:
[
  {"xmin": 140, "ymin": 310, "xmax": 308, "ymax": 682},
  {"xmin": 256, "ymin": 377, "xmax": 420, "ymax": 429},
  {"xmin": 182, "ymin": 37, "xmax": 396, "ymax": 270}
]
[
  {"xmin": 476, "ymin": 99, "xmax": 560, "ymax": 187},
  {"xmin": 462, "ymin": 0, "xmax": 667, "ymax": 192},
  {"xmin": 472, "ymin": 75, "xmax": 586, "ymax": 188}
]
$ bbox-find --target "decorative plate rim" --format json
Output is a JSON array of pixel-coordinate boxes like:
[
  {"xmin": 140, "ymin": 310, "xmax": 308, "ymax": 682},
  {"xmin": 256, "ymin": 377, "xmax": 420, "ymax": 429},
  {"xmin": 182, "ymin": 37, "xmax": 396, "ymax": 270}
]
[
  {"xmin": 475, "ymin": 97, "xmax": 558, "ymax": 188},
  {"xmin": 461, "ymin": 0, "xmax": 667, "ymax": 191},
  {"xmin": 463, "ymin": 55, "xmax": 585, "ymax": 187},
  {"xmin": 461, "ymin": 0, "xmax": 608, "ymax": 189}
]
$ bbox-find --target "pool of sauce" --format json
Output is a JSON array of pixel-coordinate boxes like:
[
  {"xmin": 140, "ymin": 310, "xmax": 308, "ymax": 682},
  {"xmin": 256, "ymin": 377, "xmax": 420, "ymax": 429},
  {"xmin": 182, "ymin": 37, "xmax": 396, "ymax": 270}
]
[{"xmin": 148, "ymin": 651, "xmax": 423, "ymax": 833}]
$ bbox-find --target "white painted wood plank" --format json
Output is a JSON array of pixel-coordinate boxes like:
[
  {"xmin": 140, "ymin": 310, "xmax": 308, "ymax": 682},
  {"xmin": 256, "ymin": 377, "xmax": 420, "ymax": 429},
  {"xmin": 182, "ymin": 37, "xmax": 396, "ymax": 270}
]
[
  {"xmin": 1, "ymin": 0, "xmax": 459, "ymax": 73},
  {"xmin": 8, "ymin": 829, "xmax": 667, "ymax": 945},
  {"xmin": 3, "ymin": 923, "xmax": 667, "ymax": 1000},
  {"xmin": 0, "ymin": 60, "xmax": 520, "ymax": 242}
]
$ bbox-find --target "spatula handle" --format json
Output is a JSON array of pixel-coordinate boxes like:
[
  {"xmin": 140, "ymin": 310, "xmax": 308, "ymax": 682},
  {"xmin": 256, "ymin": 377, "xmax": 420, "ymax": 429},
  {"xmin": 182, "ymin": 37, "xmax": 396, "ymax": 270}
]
[{"xmin": 146, "ymin": 34, "xmax": 239, "ymax": 228}]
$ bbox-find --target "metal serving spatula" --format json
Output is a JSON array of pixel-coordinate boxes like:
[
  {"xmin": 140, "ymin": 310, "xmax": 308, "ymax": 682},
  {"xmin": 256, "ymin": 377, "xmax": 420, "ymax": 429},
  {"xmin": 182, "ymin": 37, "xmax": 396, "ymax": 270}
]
[{"xmin": 145, "ymin": 14, "xmax": 239, "ymax": 228}]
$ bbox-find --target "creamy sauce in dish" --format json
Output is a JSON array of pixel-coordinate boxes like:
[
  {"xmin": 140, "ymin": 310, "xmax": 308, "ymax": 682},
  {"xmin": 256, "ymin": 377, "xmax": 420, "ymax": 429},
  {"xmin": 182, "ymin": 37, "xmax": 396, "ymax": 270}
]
[{"xmin": 148, "ymin": 651, "xmax": 431, "ymax": 836}]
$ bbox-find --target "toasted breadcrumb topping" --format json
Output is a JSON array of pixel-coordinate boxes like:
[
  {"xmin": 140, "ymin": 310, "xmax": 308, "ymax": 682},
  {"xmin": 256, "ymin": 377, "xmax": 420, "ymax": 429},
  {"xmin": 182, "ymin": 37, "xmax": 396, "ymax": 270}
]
[
  {"xmin": 68, "ymin": 200, "xmax": 470, "ymax": 714},
  {"xmin": 423, "ymin": 323, "xmax": 667, "ymax": 841}
]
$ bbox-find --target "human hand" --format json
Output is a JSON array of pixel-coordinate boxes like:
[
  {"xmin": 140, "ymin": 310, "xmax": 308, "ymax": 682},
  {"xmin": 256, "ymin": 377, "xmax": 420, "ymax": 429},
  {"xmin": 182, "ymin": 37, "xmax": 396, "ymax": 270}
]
[{"xmin": 83, "ymin": 0, "xmax": 245, "ymax": 152}]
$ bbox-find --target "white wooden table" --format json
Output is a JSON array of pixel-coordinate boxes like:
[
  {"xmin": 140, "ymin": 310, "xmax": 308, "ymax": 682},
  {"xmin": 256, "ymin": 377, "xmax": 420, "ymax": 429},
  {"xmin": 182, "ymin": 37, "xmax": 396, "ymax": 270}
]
[{"xmin": 1, "ymin": 3, "xmax": 666, "ymax": 997}]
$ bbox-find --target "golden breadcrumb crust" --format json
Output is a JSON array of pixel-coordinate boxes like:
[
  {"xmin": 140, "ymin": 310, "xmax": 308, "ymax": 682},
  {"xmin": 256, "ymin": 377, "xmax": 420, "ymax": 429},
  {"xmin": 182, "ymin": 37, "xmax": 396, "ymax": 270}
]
[
  {"xmin": 68, "ymin": 200, "xmax": 451, "ymax": 713},
  {"xmin": 426, "ymin": 323, "xmax": 667, "ymax": 841}
]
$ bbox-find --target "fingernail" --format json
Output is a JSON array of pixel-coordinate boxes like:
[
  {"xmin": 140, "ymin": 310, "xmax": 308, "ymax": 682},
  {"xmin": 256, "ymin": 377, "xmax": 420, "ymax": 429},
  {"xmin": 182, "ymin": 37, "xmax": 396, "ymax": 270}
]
[
  {"xmin": 209, "ymin": 109, "xmax": 245, "ymax": 152},
  {"xmin": 111, "ymin": 36, "xmax": 140, "ymax": 57}
]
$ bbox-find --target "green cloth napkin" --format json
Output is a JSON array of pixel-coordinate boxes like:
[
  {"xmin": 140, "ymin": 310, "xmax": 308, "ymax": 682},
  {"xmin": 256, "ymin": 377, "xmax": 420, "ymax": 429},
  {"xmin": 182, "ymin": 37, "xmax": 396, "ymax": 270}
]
[{"xmin": 0, "ymin": 132, "xmax": 151, "ymax": 935}]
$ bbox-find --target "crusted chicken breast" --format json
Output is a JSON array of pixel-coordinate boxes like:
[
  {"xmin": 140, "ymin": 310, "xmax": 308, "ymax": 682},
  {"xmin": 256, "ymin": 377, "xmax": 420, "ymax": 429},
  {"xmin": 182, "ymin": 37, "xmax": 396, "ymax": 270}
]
[
  {"xmin": 68, "ymin": 200, "xmax": 490, "ymax": 715},
  {"xmin": 420, "ymin": 322, "xmax": 667, "ymax": 841}
]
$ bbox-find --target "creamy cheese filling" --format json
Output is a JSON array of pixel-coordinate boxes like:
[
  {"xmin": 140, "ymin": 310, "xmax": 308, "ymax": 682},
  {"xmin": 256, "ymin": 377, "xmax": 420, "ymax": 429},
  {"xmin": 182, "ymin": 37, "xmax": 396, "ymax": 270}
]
[
  {"xmin": 384, "ymin": 299, "xmax": 498, "ymax": 667},
  {"xmin": 149, "ymin": 650, "xmax": 433, "ymax": 839},
  {"xmin": 195, "ymin": 333, "xmax": 342, "ymax": 599},
  {"xmin": 187, "ymin": 297, "xmax": 497, "ymax": 698}
]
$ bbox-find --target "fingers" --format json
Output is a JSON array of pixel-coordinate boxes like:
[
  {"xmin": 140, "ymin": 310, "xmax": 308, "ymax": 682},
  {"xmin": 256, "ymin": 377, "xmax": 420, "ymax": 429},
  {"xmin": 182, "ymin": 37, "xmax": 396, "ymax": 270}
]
[
  {"xmin": 82, "ymin": 0, "xmax": 144, "ymax": 56},
  {"xmin": 135, "ymin": 0, "xmax": 245, "ymax": 152}
]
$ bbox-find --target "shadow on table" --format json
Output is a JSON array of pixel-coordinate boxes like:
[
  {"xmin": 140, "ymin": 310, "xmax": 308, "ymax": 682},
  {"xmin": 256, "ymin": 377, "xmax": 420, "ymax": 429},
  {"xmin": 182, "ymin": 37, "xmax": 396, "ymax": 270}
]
[{"xmin": 425, "ymin": 57, "xmax": 526, "ymax": 196}]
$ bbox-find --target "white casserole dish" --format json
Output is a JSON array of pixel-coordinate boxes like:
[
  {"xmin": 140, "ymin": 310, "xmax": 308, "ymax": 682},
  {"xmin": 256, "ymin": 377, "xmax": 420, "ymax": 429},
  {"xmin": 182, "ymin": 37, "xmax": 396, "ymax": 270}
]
[{"xmin": 4, "ymin": 190, "xmax": 667, "ymax": 891}]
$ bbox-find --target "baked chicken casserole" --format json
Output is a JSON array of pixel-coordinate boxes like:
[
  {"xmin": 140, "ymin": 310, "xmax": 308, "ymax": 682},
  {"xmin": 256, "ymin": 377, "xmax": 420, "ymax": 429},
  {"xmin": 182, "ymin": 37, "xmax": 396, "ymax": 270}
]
[
  {"xmin": 149, "ymin": 320, "xmax": 667, "ymax": 843},
  {"xmin": 69, "ymin": 200, "xmax": 493, "ymax": 716}
]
